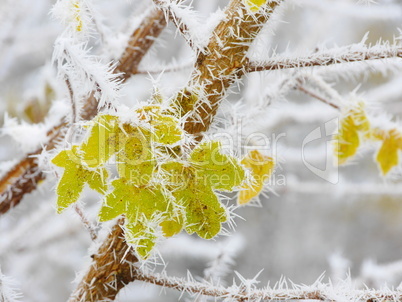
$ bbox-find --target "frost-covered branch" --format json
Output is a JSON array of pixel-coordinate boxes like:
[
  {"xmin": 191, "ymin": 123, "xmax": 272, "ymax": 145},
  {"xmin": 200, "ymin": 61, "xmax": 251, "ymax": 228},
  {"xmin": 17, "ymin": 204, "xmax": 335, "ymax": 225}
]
[
  {"xmin": 68, "ymin": 219, "xmax": 138, "ymax": 302},
  {"xmin": 181, "ymin": 0, "xmax": 283, "ymax": 137},
  {"xmin": 296, "ymin": 80, "xmax": 340, "ymax": 110},
  {"xmin": 246, "ymin": 42, "xmax": 402, "ymax": 73},
  {"xmin": 0, "ymin": 8, "xmax": 167, "ymax": 215},
  {"xmin": 114, "ymin": 9, "xmax": 166, "ymax": 80},
  {"xmin": 132, "ymin": 267, "xmax": 402, "ymax": 302}
]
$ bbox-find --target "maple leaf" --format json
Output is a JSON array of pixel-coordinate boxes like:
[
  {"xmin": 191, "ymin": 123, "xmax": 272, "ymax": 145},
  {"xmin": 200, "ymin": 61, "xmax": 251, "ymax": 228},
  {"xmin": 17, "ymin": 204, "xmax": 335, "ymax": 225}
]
[
  {"xmin": 98, "ymin": 178, "xmax": 175, "ymax": 258},
  {"xmin": 238, "ymin": 150, "xmax": 275, "ymax": 205},
  {"xmin": 161, "ymin": 161, "xmax": 226, "ymax": 239},
  {"xmin": 52, "ymin": 145, "xmax": 108, "ymax": 213},
  {"xmin": 150, "ymin": 114, "xmax": 182, "ymax": 145},
  {"xmin": 189, "ymin": 141, "xmax": 245, "ymax": 191}
]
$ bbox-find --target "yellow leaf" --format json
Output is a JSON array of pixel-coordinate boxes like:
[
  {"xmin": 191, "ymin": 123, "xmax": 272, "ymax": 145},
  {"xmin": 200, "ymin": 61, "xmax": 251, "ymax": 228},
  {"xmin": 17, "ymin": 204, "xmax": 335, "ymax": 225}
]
[
  {"xmin": 334, "ymin": 115, "xmax": 360, "ymax": 165},
  {"xmin": 375, "ymin": 129, "xmax": 402, "ymax": 175},
  {"xmin": 238, "ymin": 150, "xmax": 274, "ymax": 205},
  {"xmin": 334, "ymin": 102, "xmax": 372, "ymax": 164}
]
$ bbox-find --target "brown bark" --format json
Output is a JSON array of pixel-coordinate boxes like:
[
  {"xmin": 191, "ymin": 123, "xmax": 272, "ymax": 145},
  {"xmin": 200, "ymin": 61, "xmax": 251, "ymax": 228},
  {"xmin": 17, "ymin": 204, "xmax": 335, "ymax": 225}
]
[
  {"xmin": 68, "ymin": 219, "xmax": 138, "ymax": 302},
  {"xmin": 182, "ymin": 0, "xmax": 281, "ymax": 136}
]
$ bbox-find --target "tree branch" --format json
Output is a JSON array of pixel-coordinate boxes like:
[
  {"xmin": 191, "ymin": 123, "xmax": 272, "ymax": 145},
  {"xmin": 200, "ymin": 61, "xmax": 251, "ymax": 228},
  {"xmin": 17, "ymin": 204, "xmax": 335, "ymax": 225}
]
[
  {"xmin": 180, "ymin": 0, "xmax": 283, "ymax": 137},
  {"xmin": 68, "ymin": 218, "xmax": 138, "ymax": 302},
  {"xmin": 132, "ymin": 266, "xmax": 402, "ymax": 301},
  {"xmin": 246, "ymin": 44, "xmax": 402, "ymax": 72},
  {"xmin": 295, "ymin": 79, "xmax": 340, "ymax": 110}
]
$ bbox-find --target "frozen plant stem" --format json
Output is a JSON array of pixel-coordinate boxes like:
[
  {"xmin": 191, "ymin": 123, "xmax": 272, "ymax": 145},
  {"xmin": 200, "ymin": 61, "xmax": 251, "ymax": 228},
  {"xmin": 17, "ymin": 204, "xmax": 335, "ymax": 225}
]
[
  {"xmin": 73, "ymin": 205, "xmax": 98, "ymax": 241},
  {"xmin": 182, "ymin": 0, "xmax": 282, "ymax": 137},
  {"xmin": 129, "ymin": 267, "xmax": 402, "ymax": 302},
  {"xmin": 152, "ymin": 0, "xmax": 195, "ymax": 49},
  {"xmin": 245, "ymin": 43, "xmax": 402, "ymax": 72},
  {"xmin": 68, "ymin": 218, "xmax": 138, "ymax": 302}
]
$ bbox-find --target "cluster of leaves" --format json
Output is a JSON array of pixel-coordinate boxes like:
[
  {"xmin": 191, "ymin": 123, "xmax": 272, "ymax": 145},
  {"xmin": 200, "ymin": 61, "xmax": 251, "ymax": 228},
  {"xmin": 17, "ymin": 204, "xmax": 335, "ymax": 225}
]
[
  {"xmin": 334, "ymin": 102, "xmax": 402, "ymax": 175},
  {"xmin": 52, "ymin": 105, "xmax": 253, "ymax": 258}
]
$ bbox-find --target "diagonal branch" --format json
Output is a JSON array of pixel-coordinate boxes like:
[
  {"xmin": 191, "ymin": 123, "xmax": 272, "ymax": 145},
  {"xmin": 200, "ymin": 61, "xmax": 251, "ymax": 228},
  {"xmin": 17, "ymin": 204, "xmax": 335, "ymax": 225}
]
[
  {"xmin": 0, "ymin": 8, "xmax": 166, "ymax": 216},
  {"xmin": 180, "ymin": 0, "xmax": 283, "ymax": 137}
]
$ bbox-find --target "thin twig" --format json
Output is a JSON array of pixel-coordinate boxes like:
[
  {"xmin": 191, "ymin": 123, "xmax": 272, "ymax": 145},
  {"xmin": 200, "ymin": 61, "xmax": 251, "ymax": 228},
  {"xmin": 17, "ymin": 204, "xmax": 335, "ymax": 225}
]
[
  {"xmin": 73, "ymin": 205, "xmax": 98, "ymax": 241},
  {"xmin": 245, "ymin": 44, "xmax": 402, "ymax": 73},
  {"xmin": 295, "ymin": 81, "xmax": 340, "ymax": 110},
  {"xmin": 153, "ymin": 0, "xmax": 195, "ymax": 49}
]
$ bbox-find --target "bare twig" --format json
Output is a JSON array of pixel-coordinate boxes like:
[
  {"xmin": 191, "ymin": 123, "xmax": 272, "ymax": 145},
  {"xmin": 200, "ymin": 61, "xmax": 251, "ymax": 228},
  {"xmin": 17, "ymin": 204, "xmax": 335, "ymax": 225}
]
[
  {"xmin": 295, "ymin": 81, "xmax": 340, "ymax": 110},
  {"xmin": 73, "ymin": 204, "xmax": 98, "ymax": 241}
]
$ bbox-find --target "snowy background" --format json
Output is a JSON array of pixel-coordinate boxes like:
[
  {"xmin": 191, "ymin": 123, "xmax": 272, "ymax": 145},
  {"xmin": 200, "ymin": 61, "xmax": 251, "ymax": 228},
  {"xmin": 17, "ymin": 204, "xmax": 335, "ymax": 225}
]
[{"xmin": 2, "ymin": 0, "xmax": 402, "ymax": 301}]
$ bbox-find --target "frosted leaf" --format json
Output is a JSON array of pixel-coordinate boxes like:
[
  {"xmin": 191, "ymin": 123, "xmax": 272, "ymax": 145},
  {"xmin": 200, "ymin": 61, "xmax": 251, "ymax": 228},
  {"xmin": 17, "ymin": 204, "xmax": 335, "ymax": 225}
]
[
  {"xmin": 334, "ymin": 103, "xmax": 370, "ymax": 165},
  {"xmin": 238, "ymin": 150, "xmax": 275, "ymax": 205},
  {"xmin": 373, "ymin": 129, "xmax": 402, "ymax": 175},
  {"xmin": 52, "ymin": 146, "xmax": 108, "ymax": 213}
]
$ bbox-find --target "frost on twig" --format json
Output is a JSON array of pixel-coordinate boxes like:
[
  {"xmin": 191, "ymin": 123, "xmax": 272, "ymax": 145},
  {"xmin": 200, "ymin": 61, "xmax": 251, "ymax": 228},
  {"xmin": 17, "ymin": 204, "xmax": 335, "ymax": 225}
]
[
  {"xmin": 0, "ymin": 8, "xmax": 167, "ymax": 216},
  {"xmin": 68, "ymin": 218, "xmax": 138, "ymax": 302},
  {"xmin": 246, "ymin": 40, "xmax": 402, "ymax": 72},
  {"xmin": 0, "ymin": 270, "xmax": 22, "ymax": 302}
]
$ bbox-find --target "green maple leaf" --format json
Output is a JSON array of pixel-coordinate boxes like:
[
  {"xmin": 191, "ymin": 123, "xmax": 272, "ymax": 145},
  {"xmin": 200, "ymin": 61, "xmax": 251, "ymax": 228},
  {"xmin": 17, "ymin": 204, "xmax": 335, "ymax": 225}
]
[
  {"xmin": 161, "ymin": 161, "xmax": 226, "ymax": 239},
  {"xmin": 98, "ymin": 178, "xmax": 177, "ymax": 258},
  {"xmin": 125, "ymin": 221, "xmax": 157, "ymax": 259},
  {"xmin": 161, "ymin": 142, "xmax": 245, "ymax": 239},
  {"xmin": 52, "ymin": 145, "xmax": 108, "ymax": 213}
]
